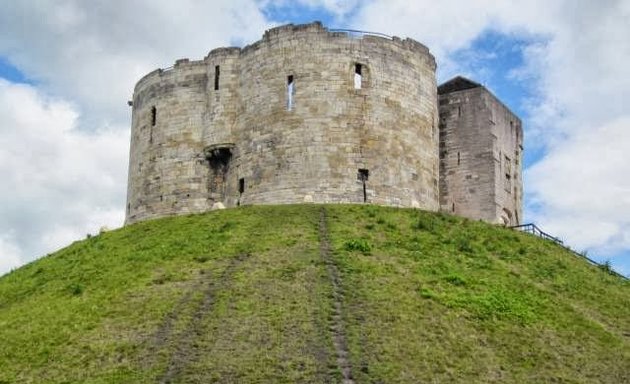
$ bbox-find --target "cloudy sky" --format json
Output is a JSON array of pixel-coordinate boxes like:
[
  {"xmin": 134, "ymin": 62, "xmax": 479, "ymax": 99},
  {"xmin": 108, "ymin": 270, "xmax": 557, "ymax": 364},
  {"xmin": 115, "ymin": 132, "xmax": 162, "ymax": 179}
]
[{"xmin": 1, "ymin": 0, "xmax": 629, "ymax": 276}]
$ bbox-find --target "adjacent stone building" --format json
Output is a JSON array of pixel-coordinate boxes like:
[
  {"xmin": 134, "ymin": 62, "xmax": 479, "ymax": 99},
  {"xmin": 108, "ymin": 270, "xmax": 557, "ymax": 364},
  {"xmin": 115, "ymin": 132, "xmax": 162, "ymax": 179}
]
[
  {"xmin": 438, "ymin": 77, "xmax": 523, "ymax": 225},
  {"xmin": 125, "ymin": 22, "xmax": 523, "ymax": 226}
]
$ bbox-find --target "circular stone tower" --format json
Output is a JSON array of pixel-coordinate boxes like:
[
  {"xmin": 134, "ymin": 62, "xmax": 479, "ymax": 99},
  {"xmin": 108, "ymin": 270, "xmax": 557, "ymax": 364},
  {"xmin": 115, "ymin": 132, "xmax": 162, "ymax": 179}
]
[{"xmin": 126, "ymin": 22, "xmax": 439, "ymax": 224}]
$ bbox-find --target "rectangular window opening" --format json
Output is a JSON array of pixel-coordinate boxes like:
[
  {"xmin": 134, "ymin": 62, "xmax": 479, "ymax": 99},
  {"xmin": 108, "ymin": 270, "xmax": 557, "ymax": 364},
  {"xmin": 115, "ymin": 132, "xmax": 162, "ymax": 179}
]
[
  {"xmin": 214, "ymin": 66, "xmax": 220, "ymax": 90},
  {"xmin": 358, "ymin": 168, "xmax": 369, "ymax": 203},
  {"xmin": 238, "ymin": 178, "xmax": 245, "ymax": 194},
  {"xmin": 457, "ymin": 152, "xmax": 460, "ymax": 165},
  {"xmin": 151, "ymin": 106, "xmax": 156, "ymax": 126},
  {"xmin": 287, "ymin": 75, "xmax": 294, "ymax": 111},
  {"xmin": 354, "ymin": 63, "xmax": 362, "ymax": 89}
]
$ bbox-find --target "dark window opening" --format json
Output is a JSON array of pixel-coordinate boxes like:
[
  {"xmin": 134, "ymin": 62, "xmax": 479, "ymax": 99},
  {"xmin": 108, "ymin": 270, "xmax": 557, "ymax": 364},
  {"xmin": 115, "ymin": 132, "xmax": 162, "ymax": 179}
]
[
  {"xmin": 457, "ymin": 152, "xmax": 460, "ymax": 165},
  {"xmin": 214, "ymin": 65, "xmax": 220, "ymax": 90},
  {"xmin": 239, "ymin": 178, "xmax": 245, "ymax": 194},
  {"xmin": 151, "ymin": 106, "xmax": 156, "ymax": 126},
  {"xmin": 358, "ymin": 168, "xmax": 369, "ymax": 203},
  {"xmin": 287, "ymin": 75, "xmax": 294, "ymax": 110},
  {"xmin": 160, "ymin": 195, "xmax": 163, "ymax": 202},
  {"xmin": 354, "ymin": 63, "xmax": 363, "ymax": 89},
  {"xmin": 452, "ymin": 202, "xmax": 455, "ymax": 212}
]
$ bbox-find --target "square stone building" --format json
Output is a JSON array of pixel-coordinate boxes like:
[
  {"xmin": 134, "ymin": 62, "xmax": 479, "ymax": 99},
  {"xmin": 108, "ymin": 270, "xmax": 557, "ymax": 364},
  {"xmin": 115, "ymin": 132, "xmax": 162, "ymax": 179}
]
[{"xmin": 438, "ymin": 76, "xmax": 523, "ymax": 225}]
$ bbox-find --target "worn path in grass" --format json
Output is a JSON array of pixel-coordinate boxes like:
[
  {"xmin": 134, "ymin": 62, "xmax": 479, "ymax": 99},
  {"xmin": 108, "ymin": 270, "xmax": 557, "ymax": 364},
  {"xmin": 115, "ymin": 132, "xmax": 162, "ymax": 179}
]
[
  {"xmin": 0, "ymin": 205, "xmax": 628, "ymax": 383},
  {"xmin": 319, "ymin": 207, "xmax": 355, "ymax": 383},
  {"xmin": 156, "ymin": 252, "xmax": 250, "ymax": 383}
]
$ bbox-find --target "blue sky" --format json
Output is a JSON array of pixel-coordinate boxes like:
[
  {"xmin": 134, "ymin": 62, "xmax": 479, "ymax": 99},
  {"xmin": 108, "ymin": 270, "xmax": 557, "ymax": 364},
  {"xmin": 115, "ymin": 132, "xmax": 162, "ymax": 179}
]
[
  {"xmin": 0, "ymin": 0, "xmax": 628, "ymax": 277},
  {"xmin": 0, "ymin": 58, "xmax": 30, "ymax": 84}
]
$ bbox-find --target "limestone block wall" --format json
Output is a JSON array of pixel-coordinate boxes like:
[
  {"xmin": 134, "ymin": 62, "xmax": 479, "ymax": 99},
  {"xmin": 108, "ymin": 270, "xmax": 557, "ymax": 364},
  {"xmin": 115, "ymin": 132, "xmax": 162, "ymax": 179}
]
[
  {"xmin": 126, "ymin": 22, "xmax": 439, "ymax": 224},
  {"xmin": 437, "ymin": 77, "xmax": 523, "ymax": 225},
  {"xmin": 488, "ymin": 93, "xmax": 523, "ymax": 225},
  {"xmin": 126, "ymin": 60, "xmax": 209, "ymax": 223}
]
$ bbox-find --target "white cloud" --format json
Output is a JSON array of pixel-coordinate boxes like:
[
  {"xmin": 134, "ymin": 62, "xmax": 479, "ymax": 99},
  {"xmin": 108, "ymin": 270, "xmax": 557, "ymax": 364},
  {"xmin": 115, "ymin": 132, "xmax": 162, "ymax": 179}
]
[
  {"xmin": 0, "ymin": 233, "xmax": 22, "ymax": 274},
  {"xmin": 0, "ymin": 1, "xmax": 629, "ymax": 275},
  {"xmin": 526, "ymin": 116, "xmax": 630, "ymax": 254},
  {"xmin": 351, "ymin": 0, "xmax": 554, "ymax": 61},
  {"xmin": 0, "ymin": 0, "xmax": 272, "ymax": 126},
  {"xmin": 0, "ymin": 79, "xmax": 128, "ymax": 275},
  {"xmin": 0, "ymin": 1, "xmax": 274, "ymax": 275},
  {"xmin": 351, "ymin": 1, "xmax": 630, "ymax": 272}
]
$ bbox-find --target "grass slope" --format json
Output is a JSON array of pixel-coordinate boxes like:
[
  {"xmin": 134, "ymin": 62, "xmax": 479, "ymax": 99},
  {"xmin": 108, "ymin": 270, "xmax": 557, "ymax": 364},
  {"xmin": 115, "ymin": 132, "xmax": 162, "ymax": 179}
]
[{"xmin": 0, "ymin": 205, "xmax": 628, "ymax": 383}]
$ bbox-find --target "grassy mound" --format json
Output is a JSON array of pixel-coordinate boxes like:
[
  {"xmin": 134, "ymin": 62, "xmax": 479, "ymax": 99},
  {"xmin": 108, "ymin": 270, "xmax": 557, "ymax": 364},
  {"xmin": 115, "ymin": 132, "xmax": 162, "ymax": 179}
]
[{"xmin": 0, "ymin": 205, "xmax": 628, "ymax": 383}]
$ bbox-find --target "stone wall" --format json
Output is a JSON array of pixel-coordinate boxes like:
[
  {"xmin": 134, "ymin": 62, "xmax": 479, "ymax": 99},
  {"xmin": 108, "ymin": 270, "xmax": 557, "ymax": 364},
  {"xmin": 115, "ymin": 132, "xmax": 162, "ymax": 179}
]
[
  {"xmin": 126, "ymin": 22, "xmax": 439, "ymax": 224},
  {"xmin": 438, "ymin": 77, "xmax": 523, "ymax": 225}
]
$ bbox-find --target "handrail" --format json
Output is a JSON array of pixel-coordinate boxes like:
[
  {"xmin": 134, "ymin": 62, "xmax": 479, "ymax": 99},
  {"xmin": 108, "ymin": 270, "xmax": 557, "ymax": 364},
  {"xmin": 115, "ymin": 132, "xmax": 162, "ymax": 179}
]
[
  {"xmin": 329, "ymin": 28, "xmax": 392, "ymax": 39},
  {"xmin": 511, "ymin": 223, "xmax": 628, "ymax": 280},
  {"xmin": 511, "ymin": 223, "xmax": 563, "ymax": 244}
]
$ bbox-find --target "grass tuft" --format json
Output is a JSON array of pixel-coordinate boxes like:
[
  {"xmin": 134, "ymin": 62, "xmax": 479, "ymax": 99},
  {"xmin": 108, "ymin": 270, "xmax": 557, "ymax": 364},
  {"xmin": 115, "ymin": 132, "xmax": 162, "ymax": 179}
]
[{"xmin": 343, "ymin": 239, "xmax": 372, "ymax": 254}]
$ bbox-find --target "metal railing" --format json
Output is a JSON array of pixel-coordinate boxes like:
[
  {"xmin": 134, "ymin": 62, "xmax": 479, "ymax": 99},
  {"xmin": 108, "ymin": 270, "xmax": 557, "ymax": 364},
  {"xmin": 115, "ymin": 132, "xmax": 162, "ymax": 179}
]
[
  {"xmin": 329, "ymin": 28, "xmax": 392, "ymax": 39},
  {"xmin": 511, "ymin": 223, "xmax": 563, "ymax": 245},
  {"xmin": 511, "ymin": 223, "xmax": 628, "ymax": 280}
]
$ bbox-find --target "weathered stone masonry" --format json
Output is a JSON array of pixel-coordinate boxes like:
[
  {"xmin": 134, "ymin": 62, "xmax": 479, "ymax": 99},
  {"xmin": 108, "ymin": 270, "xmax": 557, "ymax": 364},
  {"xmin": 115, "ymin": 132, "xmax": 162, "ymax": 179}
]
[
  {"xmin": 125, "ymin": 22, "xmax": 522, "ymax": 226},
  {"xmin": 438, "ymin": 77, "xmax": 523, "ymax": 225}
]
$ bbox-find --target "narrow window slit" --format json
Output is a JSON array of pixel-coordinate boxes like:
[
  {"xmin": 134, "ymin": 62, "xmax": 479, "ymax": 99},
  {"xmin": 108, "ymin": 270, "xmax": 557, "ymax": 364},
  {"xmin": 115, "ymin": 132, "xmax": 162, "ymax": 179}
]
[
  {"xmin": 358, "ymin": 168, "xmax": 369, "ymax": 203},
  {"xmin": 214, "ymin": 66, "xmax": 220, "ymax": 90},
  {"xmin": 457, "ymin": 152, "xmax": 460, "ymax": 165},
  {"xmin": 287, "ymin": 75, "xmax": 294, "ymax": 111},
  {"xmin": 239, "ymin": 178, "xmax": 245, "ymax": 194},
  {"xmin": 354, "ymin": 63, "xmax": 362, "ymax": 89},
  {"xmin": 151, "ymin": 106, "xmax": 156, "ymax": 126}
]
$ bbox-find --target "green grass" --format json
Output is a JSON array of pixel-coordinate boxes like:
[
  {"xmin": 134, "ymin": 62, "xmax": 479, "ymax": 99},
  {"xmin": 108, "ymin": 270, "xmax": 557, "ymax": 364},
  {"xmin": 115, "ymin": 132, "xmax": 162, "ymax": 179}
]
[{"xmin": 0, "ymin": 205, "xmax": 628, "ymax": 383}]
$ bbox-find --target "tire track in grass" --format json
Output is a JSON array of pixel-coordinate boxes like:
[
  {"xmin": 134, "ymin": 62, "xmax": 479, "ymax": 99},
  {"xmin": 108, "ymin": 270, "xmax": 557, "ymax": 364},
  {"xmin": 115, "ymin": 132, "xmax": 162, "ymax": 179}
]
[
  {"xmin": 319, "ymin": 207, "xmax": 355, "ymax": 384},
  {"xmin": 154, "ymin": 252, "xmax": 250, "ymax": 384}
]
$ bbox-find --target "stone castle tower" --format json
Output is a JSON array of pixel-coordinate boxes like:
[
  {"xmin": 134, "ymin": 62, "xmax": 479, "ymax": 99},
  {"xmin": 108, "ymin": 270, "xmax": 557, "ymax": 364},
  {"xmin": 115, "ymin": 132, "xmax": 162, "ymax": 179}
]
[
  {"xmin": 438, "ymin": 77, "xmax": 523, "ymax": 225},
  {"xmin": 125, "ymin": 22, "xmax": 522, "ymax": 226}
]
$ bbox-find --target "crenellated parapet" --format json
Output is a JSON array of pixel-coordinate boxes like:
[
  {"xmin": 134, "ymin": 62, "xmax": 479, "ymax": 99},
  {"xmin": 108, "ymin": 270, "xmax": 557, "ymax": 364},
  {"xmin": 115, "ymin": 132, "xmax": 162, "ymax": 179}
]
[{"xmin": 125, "ymin": 22, "xmax": 440, "ymax": 224}]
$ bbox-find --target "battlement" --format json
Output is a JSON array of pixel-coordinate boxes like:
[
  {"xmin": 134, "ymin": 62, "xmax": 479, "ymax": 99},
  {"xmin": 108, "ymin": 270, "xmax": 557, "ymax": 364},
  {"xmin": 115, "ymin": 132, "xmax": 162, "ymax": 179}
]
[{"xmin": 135, "ymin": 22, "xmax": 435, "ymax": 95}]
